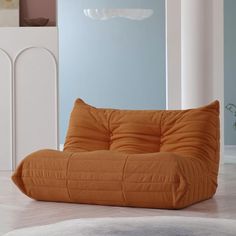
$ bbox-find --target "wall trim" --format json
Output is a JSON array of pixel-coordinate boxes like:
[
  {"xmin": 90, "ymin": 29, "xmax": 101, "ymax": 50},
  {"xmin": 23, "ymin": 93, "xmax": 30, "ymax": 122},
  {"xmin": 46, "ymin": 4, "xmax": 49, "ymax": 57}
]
[
  {"xmin": 60, "ymin": 144, "xmax": 64, "ymax": 151},
  {"xmin": 12, "ymin": 46, "xmax": 59, "ymax": 169},
  {"xmin": 0, "ymin": 46, "xmax": 59, "ymax": 170},
  {"xmin": 224, "ymin": 145, "xmax": 236, "ymax": 164},
  {"xmin": 224, "ymin": 145, "xmax": 236, "ymax": 148},
  {"xmin": 212, "ymin": 0, "xmax": 224, "ymax": 163},
  {"xmin": 0, "ymin": 48, "xmax": 13, "ymax": 170}
]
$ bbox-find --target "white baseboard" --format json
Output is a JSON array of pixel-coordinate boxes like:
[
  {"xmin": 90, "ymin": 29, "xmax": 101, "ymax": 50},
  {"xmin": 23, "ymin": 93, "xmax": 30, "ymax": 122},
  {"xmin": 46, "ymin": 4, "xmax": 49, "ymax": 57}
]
[
  {"xmin": 60, "ymin": 144, "xmax": 64, "ymax": 151},
  {"xmin": 224, "ymin": 145, "xmax": 236, "ymax": 164}
]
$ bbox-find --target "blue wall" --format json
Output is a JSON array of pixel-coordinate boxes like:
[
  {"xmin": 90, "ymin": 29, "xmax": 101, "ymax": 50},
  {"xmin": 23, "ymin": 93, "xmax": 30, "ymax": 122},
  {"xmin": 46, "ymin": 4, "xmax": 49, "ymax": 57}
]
[
  {"xmin": 58, "ymin": 0, "xmax": 166, "ymax": 144},
  {"xmin": 224, "ymin": 0, "xmax": 236, "ymax": 145}
]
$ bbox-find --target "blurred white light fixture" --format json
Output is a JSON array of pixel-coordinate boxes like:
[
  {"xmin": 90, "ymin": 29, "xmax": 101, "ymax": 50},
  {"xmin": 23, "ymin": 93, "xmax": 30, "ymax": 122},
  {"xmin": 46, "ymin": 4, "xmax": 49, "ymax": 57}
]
[{"xmin": 83, "ymin": 9, "xmax": 154, "ymax": 21}]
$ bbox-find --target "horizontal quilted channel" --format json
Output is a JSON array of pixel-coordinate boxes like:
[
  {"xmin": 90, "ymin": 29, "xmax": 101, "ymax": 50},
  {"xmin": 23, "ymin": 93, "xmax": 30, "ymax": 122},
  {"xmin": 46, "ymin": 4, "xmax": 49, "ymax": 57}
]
[
  {"xmin": 67, "ymin": 151, "xmax": 127, "ymax": 205},
  {"xmin": 12, "ymin": 150, "xmax": 72, "ymax": 202}
]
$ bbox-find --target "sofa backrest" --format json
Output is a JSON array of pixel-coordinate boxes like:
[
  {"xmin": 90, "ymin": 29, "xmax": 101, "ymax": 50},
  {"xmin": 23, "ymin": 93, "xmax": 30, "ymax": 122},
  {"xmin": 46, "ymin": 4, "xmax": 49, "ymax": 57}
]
[{"xmin": 64, "ymin": 99, "xmax": 220, "ymax": 175}]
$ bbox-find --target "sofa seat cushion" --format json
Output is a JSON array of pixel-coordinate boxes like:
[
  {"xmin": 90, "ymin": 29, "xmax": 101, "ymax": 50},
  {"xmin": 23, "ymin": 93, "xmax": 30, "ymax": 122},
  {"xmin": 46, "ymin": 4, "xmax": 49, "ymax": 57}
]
[{"xmin": 12, "ymin": 149, "xmax": 213, "ymax": 209}]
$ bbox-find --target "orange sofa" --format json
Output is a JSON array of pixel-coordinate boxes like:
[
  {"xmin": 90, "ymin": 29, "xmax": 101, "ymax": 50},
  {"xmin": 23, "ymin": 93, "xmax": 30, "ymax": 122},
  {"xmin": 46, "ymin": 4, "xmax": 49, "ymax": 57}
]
[{"xmin": 12, "ymin": 99, "xmax": 220, "ymax": 209}]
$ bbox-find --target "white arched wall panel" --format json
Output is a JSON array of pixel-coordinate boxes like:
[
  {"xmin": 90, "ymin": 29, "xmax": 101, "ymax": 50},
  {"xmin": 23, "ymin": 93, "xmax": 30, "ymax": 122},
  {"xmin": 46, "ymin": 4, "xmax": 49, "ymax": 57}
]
[
  {"xmin": 0, "ymin": 49, "xmax": 12, "ymax": 170},
  {"xmin": 14, "ymin": 47, "xmax": 58, "ymax": 165}
]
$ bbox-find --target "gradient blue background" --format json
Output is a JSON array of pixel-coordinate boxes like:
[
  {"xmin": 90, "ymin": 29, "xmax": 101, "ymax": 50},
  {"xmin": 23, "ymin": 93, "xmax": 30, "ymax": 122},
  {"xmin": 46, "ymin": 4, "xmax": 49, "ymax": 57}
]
[
  {"xmin": 224, "ymin": 0, "xmax": 236, "ymax": 145},
  {"xmin": 58, "ymin": 0, "xmax": 166, "ymax": 143}
]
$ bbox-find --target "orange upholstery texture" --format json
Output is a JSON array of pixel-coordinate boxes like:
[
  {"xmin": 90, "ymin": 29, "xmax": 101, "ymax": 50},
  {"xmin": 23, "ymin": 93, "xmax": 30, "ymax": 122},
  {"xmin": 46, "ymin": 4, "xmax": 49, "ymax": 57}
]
[{"xmin": 12, "ymin": 99, "xmax": 220, "ymax": 209}]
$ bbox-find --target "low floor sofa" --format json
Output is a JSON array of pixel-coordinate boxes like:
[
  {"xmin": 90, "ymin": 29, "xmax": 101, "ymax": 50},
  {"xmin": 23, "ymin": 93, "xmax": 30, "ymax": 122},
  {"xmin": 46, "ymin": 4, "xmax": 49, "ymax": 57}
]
[{"xmin": 12, "ymin": 99, "xmax": 220, "ymax": 209}]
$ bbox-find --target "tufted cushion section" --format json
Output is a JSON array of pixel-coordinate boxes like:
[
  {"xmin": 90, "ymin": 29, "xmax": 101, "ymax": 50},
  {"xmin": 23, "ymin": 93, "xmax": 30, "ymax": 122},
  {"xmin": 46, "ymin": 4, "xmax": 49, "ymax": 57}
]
[
  {"xmin": 64, "ymin": 100, "xmax": 110, "ymax": 152},
  {"xmin": 64, "ymin": 99, "xmax": 163, "ymax": 154},
  {"xmin": 64, "ymin": 99, "xmax": 219, "ymax": 160},
  {"xmin": 160, "ymin": 104, "xmax": 220, "ymax": 180}
]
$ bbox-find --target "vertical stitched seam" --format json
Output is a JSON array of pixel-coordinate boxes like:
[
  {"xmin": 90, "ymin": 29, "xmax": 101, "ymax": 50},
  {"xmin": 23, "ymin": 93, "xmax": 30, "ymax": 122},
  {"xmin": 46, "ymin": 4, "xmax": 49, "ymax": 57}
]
[
  {"xmin": 121, "ymin": 154, "xmax": 129, "ymax": 206},
  {"xmin": 107, "ymin": 110, "xmax": 115, "ymax": 150},
  {"xmin": 159, "ymin": 111, "xmax": 165, "ymax": 151},
  {"xmin": 66, "ymin": 152, "xmax": 74, "ymax": 201}
]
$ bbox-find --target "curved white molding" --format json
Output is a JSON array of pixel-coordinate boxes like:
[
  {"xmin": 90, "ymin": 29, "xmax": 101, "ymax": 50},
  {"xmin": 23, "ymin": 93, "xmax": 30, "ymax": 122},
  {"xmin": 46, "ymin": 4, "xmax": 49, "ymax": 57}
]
[
  {"xmin": 13, "ymin": 46, "xmax": 59, "ymax": 169},
  {"xmin": 14, "ymin": 46, "xmax": 57, "ymax": 66},
  {"xmin": 0, "ymin": 48, "xmax": 13, "ymax": 170},
  {"xmin": 0, "ymin": 48, "xmax": 12, "ymax": 63},
  {"xmin": 84, "ymin": 9, "xmax": 154, "ymax": 21}
]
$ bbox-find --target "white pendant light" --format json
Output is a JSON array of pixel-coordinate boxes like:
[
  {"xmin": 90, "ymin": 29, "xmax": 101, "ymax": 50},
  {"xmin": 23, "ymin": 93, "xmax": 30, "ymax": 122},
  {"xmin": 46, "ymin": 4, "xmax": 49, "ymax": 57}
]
[{"xmin": 83, "ymin": 9, "xmax": 154, "ymax": 21}]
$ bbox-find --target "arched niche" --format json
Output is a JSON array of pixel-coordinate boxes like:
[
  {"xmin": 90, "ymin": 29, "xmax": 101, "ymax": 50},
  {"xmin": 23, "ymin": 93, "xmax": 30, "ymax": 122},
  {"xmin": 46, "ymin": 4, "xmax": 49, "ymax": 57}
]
[{"xmin": 14, "ymin": 47, "xmax": 58, "ymax": 165}]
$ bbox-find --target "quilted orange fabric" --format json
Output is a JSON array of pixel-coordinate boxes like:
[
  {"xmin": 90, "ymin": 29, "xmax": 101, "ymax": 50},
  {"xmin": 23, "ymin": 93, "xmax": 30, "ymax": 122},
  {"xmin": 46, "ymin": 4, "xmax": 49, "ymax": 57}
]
[{"xmin": 12, "ymin": 99, "xmax": 220, "ymax": 209}]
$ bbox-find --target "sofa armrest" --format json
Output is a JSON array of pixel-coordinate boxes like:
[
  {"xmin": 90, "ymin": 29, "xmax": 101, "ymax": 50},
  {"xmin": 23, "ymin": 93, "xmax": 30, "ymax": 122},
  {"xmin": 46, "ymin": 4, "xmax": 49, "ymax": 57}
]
[
  {"xmin": 123, "ymin": 152, "xmax": 214, "ymax": 209},
  {"xmin": 12, "ymin": 149, "xmax": 73, "ymax": 202}
]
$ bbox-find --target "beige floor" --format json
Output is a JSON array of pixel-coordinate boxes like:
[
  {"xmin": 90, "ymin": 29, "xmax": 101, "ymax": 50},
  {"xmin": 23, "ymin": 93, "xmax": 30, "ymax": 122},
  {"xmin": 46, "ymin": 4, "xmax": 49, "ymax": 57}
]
[{"xmin": 0, "ymin": 164, "xmax": 236, "ymax": 235}]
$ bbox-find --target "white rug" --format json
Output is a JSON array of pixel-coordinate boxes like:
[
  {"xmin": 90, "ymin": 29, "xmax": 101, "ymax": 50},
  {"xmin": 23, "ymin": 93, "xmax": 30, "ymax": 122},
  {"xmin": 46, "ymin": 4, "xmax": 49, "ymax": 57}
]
[{"xmin": 4, "ymin": 216, "xmax": 236, "ymax": 236}]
